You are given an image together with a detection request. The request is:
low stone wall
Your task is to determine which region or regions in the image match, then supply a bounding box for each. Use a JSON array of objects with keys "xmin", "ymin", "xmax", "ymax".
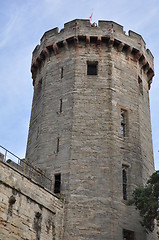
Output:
[
  {"xmin": 0, "ymin": 160, "xmax": 64, "ymax": 240},
  {"xmin": 0, "ymin": 147, "xmax": 53, "ymax": 192}
]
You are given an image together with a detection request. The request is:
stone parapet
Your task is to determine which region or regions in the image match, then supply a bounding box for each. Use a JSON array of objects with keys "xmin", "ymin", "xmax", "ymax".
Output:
[
  {"xmin": 0, "ymin": 160, "xmax": 64, "ymax": 240},
  {"xmin": 31, "ymin": 19, "xmax": 154, "ymax": 87}
]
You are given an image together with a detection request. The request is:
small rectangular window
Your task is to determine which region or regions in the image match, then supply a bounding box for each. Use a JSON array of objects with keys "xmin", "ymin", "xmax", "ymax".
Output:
[
  {"xmin": 87, "ymin": 61, "xmax": 98, "ymax": 75},
  {"xmin": 54, "ymin": 173, "xmax": 61, "ymax": 194},
  {"xmin": 121, "ymin": 109, "xmax": 127, "ymax": 137},
  {"xmin": 123, "ymin": 229, "xmax": 134, "ymax": 240}
]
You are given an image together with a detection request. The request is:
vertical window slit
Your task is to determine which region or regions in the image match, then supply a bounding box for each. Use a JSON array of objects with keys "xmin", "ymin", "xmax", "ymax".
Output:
[
  {"xmin": 121, "ymin": 109, "xmax": 127, "ymax": 137},
  {"xmin": 60, "ymin": 99, "xmax": 62, "ymax": 113},
  {"xmin": 61, "ymin": 67, "xmax": 63, "ymax": 79},
  {"xmin": 54, "ymin": 173, "xmax": 61, "ymax": 194},
  {"xmin": 122, "ymin": 168, "xmax": 127, "ymax": 200},
  {"xmin": 57, "ymin": 137, "xmax": 60, "ymax": 153}
]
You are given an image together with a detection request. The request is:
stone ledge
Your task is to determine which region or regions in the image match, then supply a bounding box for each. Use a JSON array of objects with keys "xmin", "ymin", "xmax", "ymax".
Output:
[{"xmin": 0, "ymin": 161, "xmax": 64, "ymax": 213}]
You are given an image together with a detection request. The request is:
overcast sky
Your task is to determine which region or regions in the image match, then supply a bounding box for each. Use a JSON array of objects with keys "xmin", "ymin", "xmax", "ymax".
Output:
[{"xmin": 0, "ymin": 0, "xmax": 159, "ymax": 170}]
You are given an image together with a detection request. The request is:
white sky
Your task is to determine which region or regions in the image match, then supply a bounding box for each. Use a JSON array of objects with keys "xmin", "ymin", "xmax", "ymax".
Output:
[{"xmin": 0, "ymin": 0, "xmax": 158, "ymax": 170}]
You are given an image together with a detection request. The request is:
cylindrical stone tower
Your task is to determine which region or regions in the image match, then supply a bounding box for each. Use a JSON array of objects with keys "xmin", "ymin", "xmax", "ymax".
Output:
[{"xmin": 26, "ymin": 19, "xmax": 156, "ymax": 240}]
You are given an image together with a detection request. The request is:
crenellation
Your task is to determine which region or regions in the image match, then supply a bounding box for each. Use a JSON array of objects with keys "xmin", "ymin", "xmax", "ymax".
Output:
[
  {"xmin": 31, "ymin": 19, "xmax": 154, "ymax": 89},
  {"xmin": 98, "ymin": 20, "xmax": 124, "ymax": 33},
  {"xmin": 32, "ymin": 44, "xmax": 40, "ymax": 56},
  {"xmin": 40, "ymin": 27, "xmax": 59, "ymax": 43},
  {"xmin": 64, "ymin": 19, "xmax": 90, "ymax": 30},
  {"xmin": 129, "ymin": 30, "xmax": 146, "ymax": 45}
]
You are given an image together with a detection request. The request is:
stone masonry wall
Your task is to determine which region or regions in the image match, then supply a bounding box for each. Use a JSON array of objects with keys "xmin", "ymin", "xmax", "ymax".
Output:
[
  {"xmin": 0, "ymin": 160, "xmax": 64, "ymax": 240},
  {"xmin": 63, "ymin": 40, "xmax": 155, "ymax": 240},
  {"xmin": 25, "ymin": 19, "xmax": 156, "ymax": 240}
]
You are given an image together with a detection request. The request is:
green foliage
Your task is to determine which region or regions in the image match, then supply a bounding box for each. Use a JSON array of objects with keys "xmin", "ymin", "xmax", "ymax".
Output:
[{"xmin": 128, "ymin": 172, "xmax": 159, "ymax": 234}]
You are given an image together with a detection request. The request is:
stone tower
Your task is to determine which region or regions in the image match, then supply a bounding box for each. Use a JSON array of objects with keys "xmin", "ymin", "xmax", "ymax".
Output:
[{"xmin": 26, "ymin": 19, "xmax": 155, "ymax": 240}]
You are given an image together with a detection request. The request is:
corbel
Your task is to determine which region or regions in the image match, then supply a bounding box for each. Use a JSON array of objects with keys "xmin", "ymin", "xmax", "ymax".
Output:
[
  {"xmin": 86, "ymin": 36, "xmax": 90, "ymax": 44},
  {"xmin": 109, "ymin": 36, "xmax": 114, "ymax": 46},
  {"xmin": 43, "ymin": 47, "xmax": 50, "ymax": 59},
  {"xmin": 74, "ymin": 36, "xmax": 79, "ymax": 44},
  {"xmin": 97, "ymin": 36, "xmax": 102, "ymax": 45},
  {"xmin": 135, "ymin": 50, "xmax": 142, "ymax": 60},
  {"xmin": 118, "ymin": 42, "xmax": 124, "ymax": 52},
  {"xmin": 63, "ymin": 40, "xmax": 68, "ymax": 50},
  {"xmin": 147, "ymin": 69, "xmax": 154, "ymax": 80},
  {"xmin": 53, "ymin": 42, "xmax": 59, "ymax": 55},
  {"xmin": 126, "ymin": 46, "xmax": 133, "ymax": 56}
]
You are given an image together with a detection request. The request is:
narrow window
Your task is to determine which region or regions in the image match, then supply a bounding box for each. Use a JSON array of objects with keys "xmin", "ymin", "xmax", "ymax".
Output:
[
  {"xmin": 87, "ymin": 61, "xmax": 98, "ymax": 75},
  {"xmin": 60, "ymin": 99, "xmax": 62, "ymax": 113},
  {"xmin": 138, "ymin": 76, "xmax": 143, "ymax": 95},
  {"xmin": 57, "ymin": 137, "xmax": 60, "ymax": 153},
  {"xmin": 61, "ymin": 67, "xmax": 63, "ymax": 79},
  {"xmin": 54, "ymin": 173, "xmax": 61, "ymax": 194},
  {"xmin": 123, "ymin": 229, "xmax": 134, "ymax": 240},
  {"xmin": 121, "ymin": 109, "xmax": 127, "ymax": 137},
  {"xmin": 122, "ymin": 168, "xmax": 127, "ymax": 200}
]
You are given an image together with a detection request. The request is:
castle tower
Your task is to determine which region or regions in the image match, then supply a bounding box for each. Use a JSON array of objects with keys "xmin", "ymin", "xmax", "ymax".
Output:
[{"xmin": 26, "ymin": 19, "xmax": 155, "ymax": 240}]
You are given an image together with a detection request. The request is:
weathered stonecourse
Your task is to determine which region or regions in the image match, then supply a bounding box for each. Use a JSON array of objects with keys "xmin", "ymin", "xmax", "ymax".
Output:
[
  {"xmin": 26, "ymin": 19, "xmax": 156, "ymax": 239},
  {"xmin": 0, "ymin": 160, "xmax": 64, "ymax": 240}
]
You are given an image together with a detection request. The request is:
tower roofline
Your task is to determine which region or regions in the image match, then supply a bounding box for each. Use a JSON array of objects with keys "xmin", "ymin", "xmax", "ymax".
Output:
[{"xmin": 31, "ymin": 19, "xmax": 154, "ymax": 88}]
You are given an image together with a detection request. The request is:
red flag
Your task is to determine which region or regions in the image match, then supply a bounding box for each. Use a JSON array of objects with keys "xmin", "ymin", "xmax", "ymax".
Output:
[{"xmin": 90, "ymin": 12, "xmax": 93, "ymax": 24}]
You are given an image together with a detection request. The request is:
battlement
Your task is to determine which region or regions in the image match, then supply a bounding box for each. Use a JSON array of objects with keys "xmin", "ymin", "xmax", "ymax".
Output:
[
  {"xmin": 37, "ymin": 19, "xmax": 147, "ymax": 49},
  {"xmin": 31, "ymin": 19, "xmax": 154, "ymax": 87}
]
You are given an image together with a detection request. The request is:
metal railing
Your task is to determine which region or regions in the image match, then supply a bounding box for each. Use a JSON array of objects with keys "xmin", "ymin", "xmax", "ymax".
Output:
[{"xmin": 0, "ymin": 145, "xmax": 53, "ymax": 192}]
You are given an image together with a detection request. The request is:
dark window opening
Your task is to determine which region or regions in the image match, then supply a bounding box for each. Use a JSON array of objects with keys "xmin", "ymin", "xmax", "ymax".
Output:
[
  {"xmin": 54, "ymin": 173, "xmax": 61, "ymax": 194},
  {"xmin": 87, "ymin": 62, "xmax": 98, "ymax": 75},
  {"xmin": 60, "ymin": 99, "xmax": 62, "ymax": 113},
  {"xmin": 57, "ymin": 137, "xmax": 60, "ymax": 153},
  {"xmin": 138, "ymin": 76, "xmax": 143, "ymax": 95},
  {"xmin": 123, "ymin": 229, "xmax": 134, "ymax": 240},
  {"xmin": 61, "ymin": 67, "xmax": 63, "ymax": 79},
  {"xmin": 121, "ymin": 109, "xmax": 127, "ymax": 137},
  {"xmin": 122, "ymin": 168, "xmax": 127, "ymax": 200}
]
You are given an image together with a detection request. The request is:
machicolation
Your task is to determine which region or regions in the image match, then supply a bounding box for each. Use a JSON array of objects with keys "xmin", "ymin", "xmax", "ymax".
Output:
[{"xmin": 31, "ymin": 19, "xmax": 154, "ymax": 88}]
